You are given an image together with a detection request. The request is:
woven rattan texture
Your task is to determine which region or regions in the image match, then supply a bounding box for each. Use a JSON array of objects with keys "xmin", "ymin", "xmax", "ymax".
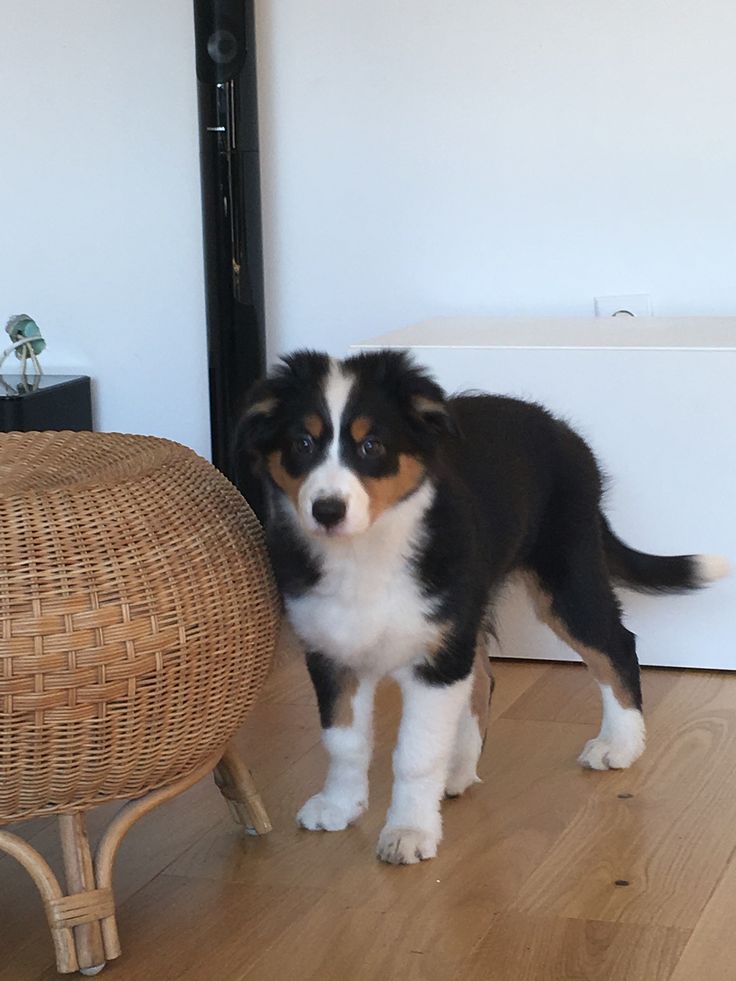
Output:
[{"xmin": 0, "ymin": 432, "xmax": 279, "ymax": 823}]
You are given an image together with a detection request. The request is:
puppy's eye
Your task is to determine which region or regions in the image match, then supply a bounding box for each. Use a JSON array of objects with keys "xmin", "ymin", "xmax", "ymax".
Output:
[
  {"xmin": 292, "ymin": 435, "xmax": 315, "ymax": 455},
  {"xmin": 358, "ymin": 437, "xmax": 385, "ymax": 459}
]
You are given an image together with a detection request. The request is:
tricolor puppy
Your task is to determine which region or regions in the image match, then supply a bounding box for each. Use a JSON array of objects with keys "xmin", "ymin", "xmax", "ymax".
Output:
[{"xmin": 241, "ymin": 349, "xmax": 728, "ymax": 865}]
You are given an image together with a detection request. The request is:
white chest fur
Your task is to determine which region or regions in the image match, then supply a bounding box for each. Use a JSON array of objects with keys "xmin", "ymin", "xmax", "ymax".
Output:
[{"xmin": 286, "ymin": 483, "xmax": 440, "ymax": 676}]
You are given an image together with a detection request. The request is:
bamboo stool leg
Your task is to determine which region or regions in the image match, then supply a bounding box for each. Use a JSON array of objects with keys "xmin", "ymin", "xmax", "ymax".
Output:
[
  {"xmin": 58, "ymin": 814, "xmax": 107, "ymax": 976},
  {"xmin": 0, "ymin": 751, "xmax": 221, "ymax": 976},
  {"xmin": 0, "ymin": 829, "xmax": 79, "ymax": 973},
  {"xmin": 93, "ymin": 750, "xmax": 221, "ymax": 962},
  {"xmin": 214, "ymin": 742, "xmax": 272, "ymax": 835}
]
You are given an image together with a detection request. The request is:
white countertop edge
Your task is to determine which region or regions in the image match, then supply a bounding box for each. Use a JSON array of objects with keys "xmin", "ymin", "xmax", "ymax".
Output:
[
  {"xmin": 353, "ymin": 342, "xmax": 736, "ymax": 353},
  {"xmin": 353, "ymin": 315, "xmax": 736, "ymax": 352}
]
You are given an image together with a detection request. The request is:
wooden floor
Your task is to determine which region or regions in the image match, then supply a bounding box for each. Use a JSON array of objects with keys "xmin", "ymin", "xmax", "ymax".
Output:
[{"xmin": 4, "ymin": 638, "xmax": 736, "ymax": 981}]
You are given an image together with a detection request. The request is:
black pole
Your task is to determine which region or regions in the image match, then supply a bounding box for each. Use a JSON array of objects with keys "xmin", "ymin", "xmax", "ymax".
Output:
[{"xmin": 193, "ymin": 0, "xmax": 266, "ymax": 517}]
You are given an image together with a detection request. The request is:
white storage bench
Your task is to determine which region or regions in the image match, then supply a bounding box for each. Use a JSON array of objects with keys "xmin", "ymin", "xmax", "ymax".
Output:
[{"xmin": 354, "ymin": 318, "xmax": 736, "ymax": 669}]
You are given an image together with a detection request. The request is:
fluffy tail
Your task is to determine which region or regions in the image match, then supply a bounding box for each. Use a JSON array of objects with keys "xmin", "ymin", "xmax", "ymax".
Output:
[{"xmin": 601, "ymin": 516, "xmax": 730, "ymax": 594}]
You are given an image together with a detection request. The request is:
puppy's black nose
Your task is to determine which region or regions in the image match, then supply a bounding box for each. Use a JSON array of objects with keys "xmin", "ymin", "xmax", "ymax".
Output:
[{"xmin": 312, "ymin": 497, "xmax": 347, "ymax": 529}]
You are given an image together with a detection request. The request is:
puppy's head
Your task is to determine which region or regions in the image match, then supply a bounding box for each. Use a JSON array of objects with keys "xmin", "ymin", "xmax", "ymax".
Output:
[{"xmin": 240, "ymin": 349, "xmax": 457, "ymax": 538}]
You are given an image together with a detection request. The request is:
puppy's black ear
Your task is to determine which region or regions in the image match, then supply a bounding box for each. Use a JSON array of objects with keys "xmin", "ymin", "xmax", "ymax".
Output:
[
  {"xmin": 237, "ymin": 378, "xmax": 280, "ymax": 462},
  {"xmin": 409, "ymin": 389, "xmax": 460, "ymax": 437},
  {"xmin": 236, "ymin": 349, "xmax": 331, "ymax": 462},
  {"xmin": 346, "ymin": 348, "xmax": 459, "ymax": 437}
]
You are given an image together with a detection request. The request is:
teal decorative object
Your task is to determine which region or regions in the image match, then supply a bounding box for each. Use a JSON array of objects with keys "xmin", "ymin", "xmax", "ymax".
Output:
[{"xmin": 1, "ymin": 315, "xmax": 46, "ymax": 378}]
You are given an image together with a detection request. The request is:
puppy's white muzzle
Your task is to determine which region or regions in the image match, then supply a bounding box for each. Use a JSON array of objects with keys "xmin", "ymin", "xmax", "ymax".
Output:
[{"xmin": 297, "ymin": 461, "xmax": 371, "ymax": 537}]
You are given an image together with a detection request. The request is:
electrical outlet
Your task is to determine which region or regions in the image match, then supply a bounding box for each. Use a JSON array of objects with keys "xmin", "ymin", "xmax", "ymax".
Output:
[{"xmin": 594, "ymin": 294, "xmax": 652, "ymax": 317}]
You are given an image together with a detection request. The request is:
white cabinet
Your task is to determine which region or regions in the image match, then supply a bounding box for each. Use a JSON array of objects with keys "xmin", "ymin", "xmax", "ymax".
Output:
[{"xmin": 354, "ymin": 318, "xmax": 736, "ymax": 669}]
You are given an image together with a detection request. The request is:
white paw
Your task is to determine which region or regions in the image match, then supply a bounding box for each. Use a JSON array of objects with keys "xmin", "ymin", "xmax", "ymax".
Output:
[
  {"xmin": 580, "ymin": 694, "xmax": 646, "ymax": 770},
  {"xmin": 578, "ymin": 734, "xmax": 644, "ymax": 770},
  {"xmin": 297, "ymin": 793, "xmax": 365, "ymax": 831},
  {"xmin": 376, "ymin": 826, "xmax": 439, "ymax": 865}
]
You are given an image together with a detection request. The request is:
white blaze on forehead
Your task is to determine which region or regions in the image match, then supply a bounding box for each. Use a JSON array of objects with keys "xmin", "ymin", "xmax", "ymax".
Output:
[
  {"xmin": 322, "ymin": 359, "xmax": 354, "ymax": 459},
  {"xmin": 296, "ymin": 359, "xmax": 370, "ymax": 535}
]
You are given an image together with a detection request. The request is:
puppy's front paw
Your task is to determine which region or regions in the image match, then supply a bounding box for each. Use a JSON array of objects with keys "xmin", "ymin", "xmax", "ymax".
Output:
[
  {"xmin": 297, "ymin": 793, "xmax": 365, "ymax": 831},
  {"xmin": 578, "ymin": 711, "xmax": 646, "ymax": 771},
  {"xmin": 578, "ymin": 736, "xmax": 644, "ymax": 770},
  {"xmin": 376, "ymin": 826, "xmax": 439, "ymax": 865}
]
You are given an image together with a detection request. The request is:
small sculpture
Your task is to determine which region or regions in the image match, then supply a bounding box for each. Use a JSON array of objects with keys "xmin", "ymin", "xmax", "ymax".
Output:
[{"xmin": 1, "ymin": 315, "xmax": 46, "ymax": 383}]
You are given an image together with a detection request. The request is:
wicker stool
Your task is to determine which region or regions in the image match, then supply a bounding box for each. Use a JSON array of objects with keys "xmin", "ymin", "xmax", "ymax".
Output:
[{"xmin": 0, "ymin": 432, "xmax": 279, "ymax": 975}]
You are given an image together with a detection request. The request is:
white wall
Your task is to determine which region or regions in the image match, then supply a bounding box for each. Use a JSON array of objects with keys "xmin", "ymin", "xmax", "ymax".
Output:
[
  {"xmin": 1, "ymin": 1, "xmax": 210, "ymax": 458},
  {"xmin": 4, "ymin": 2, "xmax": 734, "ymax": 445},
  {"xmin": 258, "ymin": 0, "xmax": 736, "ymax": 358}
]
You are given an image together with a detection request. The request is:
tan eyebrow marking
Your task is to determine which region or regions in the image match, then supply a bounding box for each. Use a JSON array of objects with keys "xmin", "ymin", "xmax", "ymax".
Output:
[
  {"xmin": 245, "ymin": 396, "xmax": 277, "ymax": 418},
  {"xmin": 350, "ymin": 416, "xmax": 372, "ymax": 443},
  {"xmin": 412, "ymin": 394, "xmax": 444, "ymax": 416},
  {"xmin": 304, "ymin": 413, "xmax": 324, "ymax": 438}
]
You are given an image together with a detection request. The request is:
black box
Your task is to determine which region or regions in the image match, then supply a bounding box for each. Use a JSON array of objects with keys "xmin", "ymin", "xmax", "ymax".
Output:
[{"xmin": 0, "ymin": 375, "xmax": 93, "ymax": 432}]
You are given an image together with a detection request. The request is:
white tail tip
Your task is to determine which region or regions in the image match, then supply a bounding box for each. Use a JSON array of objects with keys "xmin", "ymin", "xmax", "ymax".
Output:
[{"xmin": 695, "ymin": 554, "xmax": 732, "ymax": 584}]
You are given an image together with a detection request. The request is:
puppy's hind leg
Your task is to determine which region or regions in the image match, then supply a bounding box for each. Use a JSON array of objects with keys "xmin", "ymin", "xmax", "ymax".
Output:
[{"xmin": 526, "ymin": 554, "xmax": 645, "ymax": 771}]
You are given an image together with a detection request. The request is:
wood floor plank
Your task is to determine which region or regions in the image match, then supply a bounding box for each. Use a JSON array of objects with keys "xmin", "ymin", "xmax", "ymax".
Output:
[
  {"xmin": 668, "ymin": 850, "xmax": 736, "ymax": 981},
  {"xmin": 512, "ymin": 791, "xmax": 736, "ymax": 929},
  {"xmin": 259, "ymin": 654, "xmax": 317, "ymax": 707},
  {"xmin": 0, "ymin": 814, "xmax": 55, "ymax": 844},
  {"xmin": 259, "ymin": 622, "xmax": 317, "ymax": 706},
  {"xmin": 238, "ymin": 888, "xmax": 501, "ymax": 981},
  {"xmin": 36, "ymin": 874, "xmax": 326, "ymax": 981},
  {"xmin": 164, "ymin": 736, "xmax": 401, "ymax": 912},
  {"xmin": 609, "ymin": 668, "xmax": 736, "ymax": 801},
  {"xmin": 486, "ymin": 659, "xmax": 551, "ymax": 718},
  {"xmin": 166, "ymin": 716, "xmax": 598, "ymax": 923},
  {"xmin": 392, "ymin": 718, "xmax": 601, "ymax": 918},
  {"xmin": 503, "ymin": 663, "xmax": 681, "ymax": 725},
  {"xmin": 459, "ymin": 914, "xmax": 689, "ymax": 981},
  {"xmin": 5, "ymin": 661, "xmax": 736, "ymax": 981},
  {"xmin": 238, "ymin": 892, "xmax": 407, "ymax": 981},
  {"xmin": 512, "ymin": 669, "xmax": 736, "ymax": 929},
  {"xmin": 228, "ymin": 699, "xmax": 322, "ymax": 784}
]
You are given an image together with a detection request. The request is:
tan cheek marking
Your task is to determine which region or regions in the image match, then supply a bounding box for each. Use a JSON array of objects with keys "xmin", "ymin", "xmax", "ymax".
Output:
[
  {"xmin": 361, "ymin": 453, "xmax": 425, "ymax": 522},
  {"xmin": 266, "ymin": 451, "xmax": 306, "ymax": 510},
  {"xmin": 304, "ymin": 414, "xmax": 324, "ymax": 439},
  {"xmin": 521, "ymin": 572, "xmax": 636, "ymax": 709},
  {"xmin": 333, "ymin": 673, "xmax": 360, "ymax": 728},
  {"xmin": 471, "ymin": 634, "xmax": 495, "ymax": 743},
  {"xmin": 350, "ymin": 416, "xmax": 372, "ymax": 443}
]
